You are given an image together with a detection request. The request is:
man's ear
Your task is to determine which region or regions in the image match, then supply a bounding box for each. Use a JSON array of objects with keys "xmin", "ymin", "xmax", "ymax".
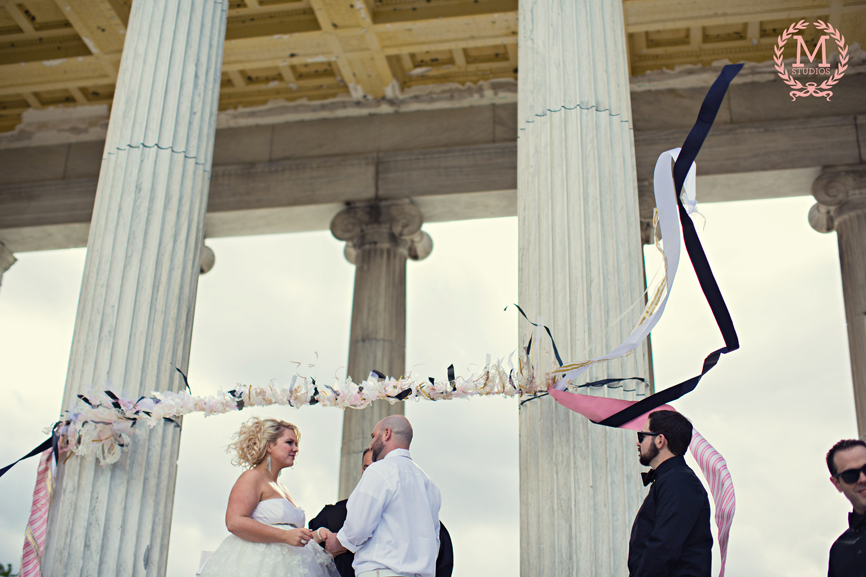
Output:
[
  {"xmin": 383, "ymin": 427, "xmax": 392, "ymax": 442},
  {"xmin": 830, "ymin": 476, "xmax": 843, "ymax": 493}
]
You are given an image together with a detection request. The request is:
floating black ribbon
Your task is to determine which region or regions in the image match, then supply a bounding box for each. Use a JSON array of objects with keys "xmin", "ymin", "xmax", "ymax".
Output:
[
  {"xmin": 598, "ymin": 347, "xmax": 725, "ymax": 428},
  {"xmin": 506, "ymin": 304, "xmax": 564, "ymax": 367},
  {"xmin": 578, "ymin": 377, "xmax": 650, "ymax": 389},
  {"xmin": 175, "ymin": 366, "xmax": 192, "ymax": 394},
  {"xmin": 0, "ymin": 427, "xmax": 58, "ymax": 480},
  {"xmin": 592, "ymin": 63, "xmax": 743, "ymax": 427}
]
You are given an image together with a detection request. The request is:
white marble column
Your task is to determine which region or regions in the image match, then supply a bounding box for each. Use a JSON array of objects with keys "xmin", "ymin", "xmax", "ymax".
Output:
[
  {"xmin": 517, "ymin": 0, "xmax": 650, "ymax": 575},
  {"xmin": 331, "ymin": 201, "xmax": 432, "ymax": 498},
  {"xmin": 0, "ymin": 241, "xmax": 15, "ymax": 294},
  {"xmin": 43, "ymin": 1, "xmax": 228, "ymax": 576},
  {"xmin": 810, "ymin": 165, "xmax": 866, "ymax": 439}
]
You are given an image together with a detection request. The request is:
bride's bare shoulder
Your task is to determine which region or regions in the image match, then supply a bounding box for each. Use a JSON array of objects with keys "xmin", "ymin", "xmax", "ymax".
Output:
[{"xmin": 231, "ymin": 468, "xmax": 266, "ymax": 494}]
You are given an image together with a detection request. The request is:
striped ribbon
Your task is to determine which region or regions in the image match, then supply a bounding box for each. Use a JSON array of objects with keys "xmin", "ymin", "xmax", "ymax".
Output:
[
  {"xmin": 20, "ymin": 448, "xmax": 54, "ymax": 577},
  {"xmin": 689, "ymin": 429, "xmax": 735, "ymax": 577}
]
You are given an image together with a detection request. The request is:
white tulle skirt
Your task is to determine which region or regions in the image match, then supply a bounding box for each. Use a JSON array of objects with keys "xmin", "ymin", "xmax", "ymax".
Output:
[{"xmin": 199, "ymin": 534, "xmax": 339, "ymax": 577}]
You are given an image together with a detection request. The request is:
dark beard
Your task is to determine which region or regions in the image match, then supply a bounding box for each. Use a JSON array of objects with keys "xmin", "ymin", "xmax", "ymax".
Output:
[
  {"xmin": 639, "ymin": 441, "xmax": 659, "ymax": 467},
  {"xmin": 371, "ymin": 436, "xmax": 385, "ymax": 462}
]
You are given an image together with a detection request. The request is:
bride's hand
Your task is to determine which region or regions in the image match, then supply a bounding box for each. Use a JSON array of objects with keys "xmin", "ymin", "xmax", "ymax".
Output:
[
  {"xmin": 284, "ymin": 527, "xmax": 314, "ymax": 547},
  {"xmin": 313, "ymin": 527, "xmax": 331, "ymax": 544}
]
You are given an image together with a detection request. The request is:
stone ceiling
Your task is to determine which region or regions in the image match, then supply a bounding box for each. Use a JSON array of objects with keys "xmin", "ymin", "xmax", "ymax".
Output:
[{"xmin": 0, "ymin": 0, "xmax": 864, "ymax": 132}]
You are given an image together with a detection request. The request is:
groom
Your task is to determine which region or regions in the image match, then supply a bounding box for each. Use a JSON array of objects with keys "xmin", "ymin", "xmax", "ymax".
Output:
[{"xmin": 325, "ymin": 415, "xmax": 441, "ymax": 577}]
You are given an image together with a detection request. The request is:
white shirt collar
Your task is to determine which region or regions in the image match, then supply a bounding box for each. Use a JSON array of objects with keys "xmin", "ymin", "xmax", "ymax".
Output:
[{"xmin": 384, "ymin": 448, "xmax": 411, "ymax": 460}]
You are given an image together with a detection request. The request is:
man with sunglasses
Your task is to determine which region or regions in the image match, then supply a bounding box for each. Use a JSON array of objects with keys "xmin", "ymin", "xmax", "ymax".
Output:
[
  {"xmin": 628, "ymin": 410, "xmax": 712, "ymax": 577},
  {"xmin": 826, "ymin": 439, "xmax": 866, "ymax": 577}
]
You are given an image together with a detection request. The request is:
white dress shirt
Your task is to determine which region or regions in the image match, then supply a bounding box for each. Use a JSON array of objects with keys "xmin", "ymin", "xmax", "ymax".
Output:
[{"xmin": 337, "ymin": 448, "xmax": 441, "ymax": 577}]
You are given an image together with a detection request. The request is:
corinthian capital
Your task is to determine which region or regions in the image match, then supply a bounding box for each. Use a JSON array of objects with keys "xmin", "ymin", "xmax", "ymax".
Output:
[
  {"xmin": 810, "ymin": 165, "xmax": 866, "ymax": 233},
  {"xmin": 330, "ymin": 200, "xmax": 433, "ymax": 264}
]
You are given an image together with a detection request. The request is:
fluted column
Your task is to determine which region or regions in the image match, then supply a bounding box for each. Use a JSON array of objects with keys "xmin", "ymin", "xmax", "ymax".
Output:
[
  {"xmin": 517, "ymin": 0, "xmax": 650, "ymax": 575},
  {"xmin": 0, "ymin": 241, "xmax": 15, "ymax": 294},
  {"xmin": 44, "ymin": 2, "xmax": 228, "ymax": 576},
  {"xmin": 638, "ymin": 181, "xmax": 659, "ymax": 391},
  {"xmin": 810, "ymin": 165, "xmax": 866, "ymax": 439},
  {"xmin": 331, "ymin": 200, "xmax": 432, "ymax": 498}
]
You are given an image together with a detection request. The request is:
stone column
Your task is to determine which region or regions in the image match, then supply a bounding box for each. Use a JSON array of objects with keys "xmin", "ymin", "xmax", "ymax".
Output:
[
  {"xmin": 517, "ymin": 0, "xmax": 650, "ymax": 575},
  {"xmin": 0, "ymin": 241, "xmax": 15, "ymax": 293},
  {"xmin": 809, "ymin": 165, "xmax": 866, "ymax": 439},
  {"xmin": 331, "ymin": 200, "xmax": 432, "ymax": 498},
  {"xmin": 638, "ymin": 181, "xmax": 658, "ymax": 392},
  {"xmin": 44, "ymin": 2, "xmax": 228, "ymax": 576}
]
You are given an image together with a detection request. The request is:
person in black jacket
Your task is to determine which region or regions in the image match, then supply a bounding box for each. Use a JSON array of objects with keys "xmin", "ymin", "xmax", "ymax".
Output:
[
  {"xmin": 826, "ymin": 438, "xmax": 866, "ymax": 577},
  {"xmin": 628, "ymin": 410, "xmax": 712, "ymax": 577},
  {"xmin": 309, "ymin": 448, "xmax": 454, "ymax": 577}
]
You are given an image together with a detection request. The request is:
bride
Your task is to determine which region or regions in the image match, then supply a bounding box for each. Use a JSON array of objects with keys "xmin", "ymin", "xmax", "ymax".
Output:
[{"xmin": 199, "ymin": 417, "xmax": 339, "ymax": 577}]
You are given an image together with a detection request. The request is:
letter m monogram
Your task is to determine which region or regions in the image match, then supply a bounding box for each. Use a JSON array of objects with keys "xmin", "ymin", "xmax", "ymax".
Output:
[{"xmin": 792, "ymin": 35, "xmax": 830, "ymax": 67}]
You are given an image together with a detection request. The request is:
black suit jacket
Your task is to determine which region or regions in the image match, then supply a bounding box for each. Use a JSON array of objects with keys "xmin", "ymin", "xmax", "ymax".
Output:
[
  {"xmin": 628, "ymin": 455, "xmax": 713, "ymax": 577},
  {"xmin": 309, "ymin": 499, "xmax": 453, "ymax": 577}
]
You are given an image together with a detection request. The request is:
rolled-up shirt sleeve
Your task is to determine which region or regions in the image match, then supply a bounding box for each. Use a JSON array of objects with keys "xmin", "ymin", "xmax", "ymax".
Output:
[{"xmin": 337, "ymin": 469, "xmax": 391, "ymax": 553}]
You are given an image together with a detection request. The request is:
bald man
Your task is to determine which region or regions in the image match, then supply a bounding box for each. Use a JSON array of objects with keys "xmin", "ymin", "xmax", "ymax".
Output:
[{"xmin": 326, "ymin": 415, "xmax": 442, "ymax": 577}]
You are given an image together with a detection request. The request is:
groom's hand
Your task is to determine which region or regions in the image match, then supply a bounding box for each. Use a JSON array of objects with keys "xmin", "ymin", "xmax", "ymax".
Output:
[{"xmin": 325, "ymin": 533, "xmax": 347, "ymax": 555}]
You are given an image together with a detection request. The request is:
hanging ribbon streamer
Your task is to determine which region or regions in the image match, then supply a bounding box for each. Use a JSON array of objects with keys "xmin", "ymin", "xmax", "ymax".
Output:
[
  {"xmin": 507, "ymin": 304, "xmax": 564, "ymax": 367},
  {"xmin": 540, "ymin": 64, "xmax": 743, "ymax": 577},
  {"xmin": 691, "ymin": 429, "xmax": 735, "ymax": 577},
  {"xmin": 20, "ymin": 448, "xmax": 55, "ymax": 577},
  {"xmin": 550, "ymin": 63, "xmax": 743, "ymax": 422}
]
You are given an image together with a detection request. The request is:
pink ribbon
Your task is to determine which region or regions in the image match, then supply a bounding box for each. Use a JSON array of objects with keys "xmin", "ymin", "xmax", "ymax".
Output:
[
  {"xmin": 547, "ymin": 388, "xmax": 734, "ymax": 577},
  {"xmin": 689, "ymin": 429, "xmax": 735, "ymax": 577},
  {"xmin": 20, "ymin": 448, "xmax": 54, "ymax": 577}
]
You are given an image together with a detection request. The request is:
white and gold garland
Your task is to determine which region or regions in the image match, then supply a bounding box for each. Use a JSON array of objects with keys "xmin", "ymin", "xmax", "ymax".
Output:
[{"xmin": 56, "ymin": 355, "xmax": 552, "ymax": 466}]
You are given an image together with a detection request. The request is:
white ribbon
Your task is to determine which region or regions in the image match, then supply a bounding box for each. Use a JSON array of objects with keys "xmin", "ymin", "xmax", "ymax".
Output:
[{"xmin": 553, "ymin": 148, "xmax": 696, "ymax": 387}]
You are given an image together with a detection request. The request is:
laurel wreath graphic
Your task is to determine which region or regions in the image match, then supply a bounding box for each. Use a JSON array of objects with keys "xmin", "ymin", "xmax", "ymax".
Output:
[{"xmin": 773, "ymin": 20, "xmax": 849, "ymax": 101}]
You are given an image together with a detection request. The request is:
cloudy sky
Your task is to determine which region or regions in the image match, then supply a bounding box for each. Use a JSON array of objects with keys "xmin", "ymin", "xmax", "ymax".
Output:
[{"xmin": 0, "ymin": 194, "xmax": 857, "ymax": 577}]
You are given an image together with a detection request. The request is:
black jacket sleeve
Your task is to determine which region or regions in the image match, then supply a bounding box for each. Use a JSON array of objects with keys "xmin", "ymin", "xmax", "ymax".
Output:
[
  {"xmin": 308, "ymin": 501, "xmax": 348, "ymax": 533},
  {"xmin": 633, "ymin": 477, "xmax": 707, "ymax": 577},
  {"xmin": 308, "ymin": 505, "xmax": 331, "ymax": 531},
  {"xmin": 436, "ymin": 522, "xmax": 454, "ymax": 577}
]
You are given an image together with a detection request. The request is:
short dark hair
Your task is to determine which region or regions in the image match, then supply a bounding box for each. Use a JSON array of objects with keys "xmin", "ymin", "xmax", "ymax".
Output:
[
  {"xmin": 826, "ymin": 439, "xmax": 866, "ymax": 476},
  {"xmin": 362, "ymin": 447, "xmax": 371, "ymax": 459},
  {"xmin": 647, "ymin": 410, "xmax": 693, "ymax": 456}
]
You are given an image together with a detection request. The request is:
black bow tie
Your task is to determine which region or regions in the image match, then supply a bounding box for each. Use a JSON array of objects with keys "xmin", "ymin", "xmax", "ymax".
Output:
[{"xmin": 641, "ymin": 469, "xmax": 657, "ymax": 486}]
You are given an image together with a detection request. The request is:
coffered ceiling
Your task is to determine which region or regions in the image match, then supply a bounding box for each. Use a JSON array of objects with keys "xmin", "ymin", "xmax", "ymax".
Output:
[{"xmin": 0, "ymin": 0, "xmax": 863, "ymax": 132}]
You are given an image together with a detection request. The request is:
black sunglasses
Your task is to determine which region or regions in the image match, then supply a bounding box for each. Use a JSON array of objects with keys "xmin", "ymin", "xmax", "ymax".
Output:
[
  {"xmin": 835, "ymin": 463, "xmax": 866, "ymax": 485},
  {"xmin": 637, "ymin": 432, "xmax": 662, "ymax": 443}
]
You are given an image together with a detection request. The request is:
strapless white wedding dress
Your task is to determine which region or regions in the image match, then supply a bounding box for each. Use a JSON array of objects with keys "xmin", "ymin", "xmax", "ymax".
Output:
[{"xmin": 199, "ymin": 498, "xmax": 339, "ymax": 577}]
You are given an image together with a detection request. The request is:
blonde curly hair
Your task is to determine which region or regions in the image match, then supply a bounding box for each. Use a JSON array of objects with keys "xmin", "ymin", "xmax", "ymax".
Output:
[{"xmin": 227, "ymin": 417, "xmax": 300, "ymax": 469}]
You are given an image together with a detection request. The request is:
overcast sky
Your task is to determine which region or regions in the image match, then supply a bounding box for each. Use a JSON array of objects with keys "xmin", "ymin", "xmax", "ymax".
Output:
[{"xmin": 0, "ymin": 194, "xmax": 857, "ymax": 577}]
